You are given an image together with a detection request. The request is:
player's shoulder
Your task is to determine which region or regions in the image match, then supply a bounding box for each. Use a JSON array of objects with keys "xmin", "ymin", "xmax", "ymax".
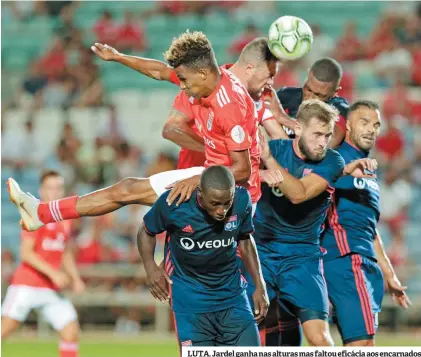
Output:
[
  {"xmin": 328, "ymin": 95, "xmax": 349, "ymax": 116},
  {"xmin": 323, "ymin": 148, "xmax": 346, "ymax": 168},
  {"xmin": 269, "ymin": 138, "xmax": 293, "ymax": 150},
  {"xmin": 233, "ymin": 186, "xmax": 252, "ymax": 209}
]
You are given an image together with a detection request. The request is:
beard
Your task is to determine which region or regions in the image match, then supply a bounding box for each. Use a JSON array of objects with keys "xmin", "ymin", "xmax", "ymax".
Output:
[
  {"xmin": 298, "ymin": 136, "xmax": 327, "ymax": 162},
  {"xmin": 351, "ymin": 131, "xmax": 375, "ymax": 152}
]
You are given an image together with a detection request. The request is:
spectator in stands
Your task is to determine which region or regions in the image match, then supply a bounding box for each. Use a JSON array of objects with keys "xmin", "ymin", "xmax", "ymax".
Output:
[
  {"xmin": 43, "ymin": 75, "xmax": 77, "ymax": 108},
  {"xmin": 334, "ymin": 22, "xmax": 364, "ymax": 62},
  {"xmin": 412, "ymin": 141, "xmax": 421, "ymax": 186},
  {"xmin": 375, "ymin": 119, "xmax": 406, "ymax": 168},
  {"xmin": 116, "ymin": 12, "xmax": 147, "ymax": 53},
  {"xmin": 17, "ymin": 62, "xmax": 48, "ymax": 110},
  {"xmin": 1, "ymin": 250, "xmax": 15, "ymax": 285},
  {"xmin": 301, "ymin": 24, "xmax": 334, "ymax": 69},
  {"xmin": 37, "ymin": 37, "xmax": 68, "ymax": 82},
  {"xmin": 97, "ymin": 104, "xmax": 128, "ymax": 149},
  {"xmin": 366, "ymin": 14, "xmax": 398, "ymax": 59},
  {"xmin": 228, "ymin": 23, "xmax": 261, "ymax": 57},
  {"xmin": 114, "ymin": 142, "xmax": 142, "ymax": 180},
  {"xmin": 272, "ymin": 62, "xmax": 299, "ymax": 89},
  {"xmin": 93, "ymin": 10, "xmax": 118, "ymax": 47}
]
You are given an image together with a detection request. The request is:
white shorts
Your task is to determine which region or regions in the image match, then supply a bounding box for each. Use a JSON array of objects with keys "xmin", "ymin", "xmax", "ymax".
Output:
[
  {"xmin": 1, "ymin": 285, "xmax": 77, "ymax": 331},
  {"xmin": 149, "ymin": 166, "xmax": 205, "ymax": 197}
]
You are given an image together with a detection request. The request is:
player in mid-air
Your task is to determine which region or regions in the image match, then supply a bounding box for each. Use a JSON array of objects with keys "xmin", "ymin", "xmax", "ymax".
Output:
[
  {"xmin": 138, "ymin": 165, "xmax": 268, "ymax": 347},
  {"xmin": 246, "ymin": 99, "xmax": 377, "ymax": 346},
  {"xmin": 90, "ymin": 37, "xmax": 288, "ymax": 170},
  {"xmin": 321, "ymin": 100, "xmax": 411, "ymax": 346},
  {"xmin": 2, "ymin": 170, "xmax": 84, "ymax": 357},
  {"xmin": 8, "ymin": 31, "xmax": 283, "ymax": 231},
  {"xmin": 272, "ymin": 57, "xmax": 349, "ymax": 148}
]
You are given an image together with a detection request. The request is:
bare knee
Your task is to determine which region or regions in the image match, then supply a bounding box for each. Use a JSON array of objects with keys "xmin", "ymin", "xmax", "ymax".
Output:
[
  {"xmin": 345, "ymin": 338, "xmax": 374, "ymax": 347},
  {"xmin": 1, "ymin": 317, "xmax": 21, "ymax": 339},
  {"xmin": 306, "ymin": 330, "xmax": 333, "ymax": 346},
  {"xmin": 59, "ymin": 321, "xmax": 79, "ymax": 342}
]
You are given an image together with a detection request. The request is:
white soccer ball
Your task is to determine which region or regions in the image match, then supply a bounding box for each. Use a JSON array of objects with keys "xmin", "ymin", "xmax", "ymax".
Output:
[{"xmin": 268, "ymin": 16, "xmax": 313, "ymax": 61}]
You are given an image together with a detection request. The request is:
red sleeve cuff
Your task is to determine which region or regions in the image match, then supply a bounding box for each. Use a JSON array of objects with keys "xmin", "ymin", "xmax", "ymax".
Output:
[
  {"xmin": 169, "ymin": 70, "xmax": 180, "ymax": 86},
  {"xmin": 336, "ymin": 115, "xmax": 347, "ymax": 132}
]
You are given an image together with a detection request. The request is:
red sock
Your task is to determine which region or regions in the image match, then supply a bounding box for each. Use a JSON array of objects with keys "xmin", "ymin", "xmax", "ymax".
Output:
[
  {"xmin": 38, "ymin": 196, "xmax": 80, "ymax": 224},
  {"xmin": 259, "ymin": 329, "xmax": 266, "ymax": 346},
  {"xmin": 59, "ymin": 341, "xmax": 78, "ymax": 357}
]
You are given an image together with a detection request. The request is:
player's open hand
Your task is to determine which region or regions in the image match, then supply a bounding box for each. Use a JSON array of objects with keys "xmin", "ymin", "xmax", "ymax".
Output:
[
  {"xmin": 260, "ymin": 169, "xmax": 283, "ymax": 187},
  {"xmin": 91, "ymin": 43, "xmax": 120, "ymax": 61},
  {"xmin": 165, "ymin": 175, "xmax": 201, "ymax": 206},
  {"xmin": 343, "ymin": 158, "xmax": 378, "ymax": 178},
  {"xmin": 262, "ymin": 86, "xmax": 282, "ymax": 115},
  {"xmin": 145, "ymin": 263, "xmax": 173, "ymax": 303},
  {"xmin": 386, "ymin": 275, "xmax": 412, "ymax": 309},
  {"xmin": 252, "ymin": 287, "xmax": 269, "ymax": 324}
]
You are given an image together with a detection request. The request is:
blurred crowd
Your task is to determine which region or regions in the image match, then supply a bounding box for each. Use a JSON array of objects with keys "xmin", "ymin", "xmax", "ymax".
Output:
[{"xmin": 2, "ymin": 0, "xmax": 421, "ymax": 330}]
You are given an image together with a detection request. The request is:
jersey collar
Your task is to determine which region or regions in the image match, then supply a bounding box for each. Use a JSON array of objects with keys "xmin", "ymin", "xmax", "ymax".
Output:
[{"xmin": 344, "ymin": 139, "xmax": 369, "ymax": 158}]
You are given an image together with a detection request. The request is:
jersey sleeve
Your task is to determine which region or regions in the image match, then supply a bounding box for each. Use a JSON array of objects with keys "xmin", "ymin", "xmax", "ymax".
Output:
[
  {"xmin": 312, "ymin": 151, "xmax": 345, "ymax": 186},
  {"xmin": 218, "ymin": 102, "xmax": 253, "ymax": 152},
  {"xmin": 238, "ymin": 191, "xmax": 254, "ymax": 238},
  {"xmin": 331, "ymin": 97, "xmax": 349, "ymax": 132},
  {"xmin": 169, "ymin": 69, "xmax": 181, "ymax": 86},
  {"xmin": 143, "ymin": 192, "xmax": 171, "ymax": 235},
  {"xmin": 172, "ymin": 91, "xmax": 195, "ymax": 120},
  {"xmin": 268, "ymin": 139, "xmax": 284, "ymax": 161},
  {"xmin": 260, "ymin": 108, "xmax": 275, "ymax": 122}
]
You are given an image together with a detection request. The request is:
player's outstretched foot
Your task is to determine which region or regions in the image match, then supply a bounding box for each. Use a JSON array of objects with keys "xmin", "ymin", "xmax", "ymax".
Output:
[{"xmin": 7, "ymin": 178, "xmax": 43, "ymax": 231}]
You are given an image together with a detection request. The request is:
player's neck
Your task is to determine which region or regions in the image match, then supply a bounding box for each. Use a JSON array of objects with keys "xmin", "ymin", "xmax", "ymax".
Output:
[
  {"xmin": 292, "ymin": 139, "xmax": 306, "ymax": 160},
  {"xmin": 202, "ymin": 69, "xmax": 222, "ymax": 98},
  {"xmin": 228, "ymin": 63, "xmax": 246, "ymax": 86},
  {"xmin": 345, "ymin": 135, "xmax": 369, "ymax": 155}
]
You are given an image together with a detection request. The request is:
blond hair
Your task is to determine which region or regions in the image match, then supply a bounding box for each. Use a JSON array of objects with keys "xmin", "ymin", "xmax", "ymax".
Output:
[{"xmin": 296, "ymin": 99, "xmax": 339, "ymax": 127}]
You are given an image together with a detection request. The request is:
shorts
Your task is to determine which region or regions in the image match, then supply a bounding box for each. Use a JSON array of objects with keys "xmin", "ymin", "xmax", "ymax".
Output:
[
  {"xmin": 324, "ymin": 254, "xmax": 384, "ymax": 344},
  {"xmin": 1, "ymin": 285, "xmax": 77, "ymax": 331},
  {"xmin": 173, "ymin": 304, "xmax": 260, "ymax": 346},
  {"xmin": 245, "ymin": 247, "xmax": 329, "ymax": 323},
  {"xmin": 149, "ymin": 167, "xmax": 205, "ymax": 196}
]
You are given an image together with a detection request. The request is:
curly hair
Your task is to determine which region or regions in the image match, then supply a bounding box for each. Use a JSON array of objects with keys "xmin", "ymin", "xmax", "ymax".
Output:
[{"xmin": 164, "ymin": 30, "xmax": 218, "ymax": 71}]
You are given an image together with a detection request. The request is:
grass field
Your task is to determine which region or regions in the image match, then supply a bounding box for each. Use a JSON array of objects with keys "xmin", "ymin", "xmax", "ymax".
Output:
[{"xmin": 2, "ymin": 332, "xmax": 420, "ymax": 357}]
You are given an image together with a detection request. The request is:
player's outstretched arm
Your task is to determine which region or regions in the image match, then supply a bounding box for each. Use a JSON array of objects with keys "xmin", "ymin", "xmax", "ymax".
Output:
[
  {"xmin": 62, "ymin": 241, "xmax": 85, "ymax": 294},
  {"xmin": 238, "ymin": 236, "xmax": 269, "ymax": 323},
  {"xmin": 162, "ymin": 108, "xmax": 205, "ymax": 153},
  {"xmin": 137, "ymin": 226, "xmax": 172, "ymax": 302},
  {"xmin": 20, "ymin": 233, "xmax": 70, "ymax": 289},
  {"xmin": 261, "ymin": 119, "xmax": 289, "ymax": 140},
  {"xmin": 374, "ymin": 229, "xmax": 412, "ymax": 309},
  {"xmin": 264, "ymin": 87, "xmax": 296, "ymax": 131},
  {"xmin": 91, "ymin": 43, "xmax": 175, "ymax": 82}
]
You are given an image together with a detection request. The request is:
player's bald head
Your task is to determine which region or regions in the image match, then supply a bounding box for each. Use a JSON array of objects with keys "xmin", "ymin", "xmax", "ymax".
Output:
[
  {"xmin": 200, "ymin": 166, "xmax": 235, "ymax": 193},
  {"xmin": 238, "ymin": 37, "xmax": 278, "ymax": 66},
  {"xmin": 309, "ymin": 57, "xmax": 342, "ymax": 88}
]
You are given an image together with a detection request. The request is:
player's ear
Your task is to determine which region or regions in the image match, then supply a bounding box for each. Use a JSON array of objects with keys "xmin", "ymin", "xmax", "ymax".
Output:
[
  {"xmin": 245, "ymin": 63, "xmax": 255, "ymax": 76},
  {"xmin": 346, "ymin": 117, "xmax": 351, "ymax": 133},
  {"xmin": 198, "ymin": 69, "xmax": 208, "ymax": 80},
  {"xmin": 295, "ymin": 121, "xmax": 302, "ymax": 136}
]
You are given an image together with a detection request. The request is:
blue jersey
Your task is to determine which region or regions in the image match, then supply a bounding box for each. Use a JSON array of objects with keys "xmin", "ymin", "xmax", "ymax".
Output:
[
  {"xmin": 321, "ymin": 141, "xmax": 380, "ymax": 261},
  {"xmin": 277, "ymin": 87, "xmax": 349, "ymax": 138},
  {"xmin": 253, "ymin": 139, "xmax": 345, "ymax": 255},
  {"xmin": 143, "ymin": 187, "xmax": 254, "ymax": 313}
]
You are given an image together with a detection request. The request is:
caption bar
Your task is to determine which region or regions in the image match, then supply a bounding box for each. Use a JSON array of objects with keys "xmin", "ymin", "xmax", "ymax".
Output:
[{"xmin": 182, "ymin": 347, "xmax": 421, "ymax": 357}]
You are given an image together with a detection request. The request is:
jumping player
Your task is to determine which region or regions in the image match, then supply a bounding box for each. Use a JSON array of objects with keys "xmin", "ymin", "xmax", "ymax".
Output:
[
  {"xmin": 321, "ymin": 100, "xmax": 411, "ymax": 346},
  {"xmin": 1, "ymin": 170, "xmax": 84, "ymax": 357},
  {"xmin": 8, "ymin": 31, "xmax": 283, "ymax": 231},
  {"xmin": 247, "ymin": 99, "xmax": 377, "ymax": 346},
  {"xmin": 138, "ymin": 166, "xmax": 268, "ymax": 347},
  {"xmin": 274, "ymin": 57, "xmax": 349, "ymax": 148}
]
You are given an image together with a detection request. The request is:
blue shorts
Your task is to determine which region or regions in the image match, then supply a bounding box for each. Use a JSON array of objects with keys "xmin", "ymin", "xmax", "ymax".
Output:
[
  {"xmin": 173, "ymin": 303, "xmax": 260, "ymax": 347},
  {"xmin": 245, "ymin": 246, "xmax": 329, "ymax": 323},
  {"xmin": 324, "ymin": 254, "xmax": 384, "ymax": 344}
]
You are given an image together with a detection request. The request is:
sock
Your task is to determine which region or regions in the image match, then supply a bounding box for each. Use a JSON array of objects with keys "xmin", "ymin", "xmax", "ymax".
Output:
[
  {"xmin": 278, "ymin": 321, "xmax": 303, "ymax": 346},
  {"xmin": 259, "ymin": 329, "xmax": 266, "ymax": 346},
  {"xmin": 59, "ymin": 341, "xmax": 78, "ymax": 357},
  {"xmin": 38, "ymin": 196, "xmax": 80, "ymax": 224}
]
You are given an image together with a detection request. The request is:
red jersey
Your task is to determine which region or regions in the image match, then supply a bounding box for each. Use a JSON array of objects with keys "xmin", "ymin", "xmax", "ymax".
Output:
[
  {"xmin": 12, "ymin": 222, "xmax": 71, "ymax": 290},
  {"xmin": 172, "ymin": 68, "xmax": 261, "ymax": 203}
]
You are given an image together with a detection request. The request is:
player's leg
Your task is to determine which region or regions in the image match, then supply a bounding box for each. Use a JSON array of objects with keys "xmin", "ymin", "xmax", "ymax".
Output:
[
  {"xmin": 40, "ymin": 292, "xmax": 79, "ymax": 357},
  {"xmin": 215, "ymin": 297, "xmax": 260, "ymax": 346},
  {"xmin": 7, "ymin": 167, "xmax": 205, "ymax": 231},
  {"xmin": 277, "ymin": 255, "xmax": 333, "ymax": 346},
  {"xmin": 172, "ymin": 310, "xmax": 216, "ymax": 350},
  {"xmin": 324, "ymin": 254, "xmax": 384, "ymax": 346},
  {"xmin": 265, "ymin": 300, "xmax": 302, "ymax": 346},
  {"xmin": 1, "ymin": 285, "xmax": 33, "ymax": 339}
]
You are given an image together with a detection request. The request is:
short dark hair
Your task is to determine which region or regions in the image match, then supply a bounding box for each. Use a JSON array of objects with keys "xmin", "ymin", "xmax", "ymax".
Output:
[
  {"xmin": 164, "ymin": 30, "xmax": 218, "ymax": 71},
  {"xmin": 200, "ymin": 166, "xmax": 235, "ymax": 192},
  {"xmin": 297, "ymin": 99, "xmax": 339, "ymax": 127},
  {"xmin": 348, "ymin": 100, "xmax": 379, "ymax": 114},
  {"xmin": 310, "ymin": 57, "xmax": 342, "ymax": 87},
  {"xmin": 238, "ymin": 37, "xmax": 278, "ymax": 65},
  {"xmin": 40, "ymin": 170, "xmax": 62, "ymax": 184}
]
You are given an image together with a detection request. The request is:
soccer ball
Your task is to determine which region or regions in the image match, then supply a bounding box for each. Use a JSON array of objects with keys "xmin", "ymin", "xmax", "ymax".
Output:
[{"xmin": 268, "ymin": 16, "xmax": 313, "ymax": 61}]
